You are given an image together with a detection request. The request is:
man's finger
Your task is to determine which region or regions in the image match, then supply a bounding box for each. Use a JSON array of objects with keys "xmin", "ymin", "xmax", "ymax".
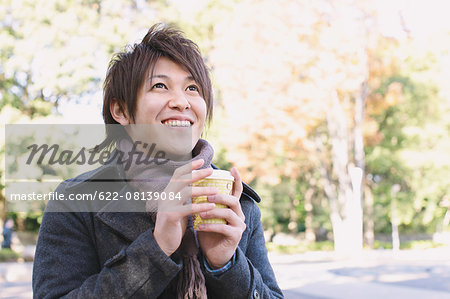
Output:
[{"xmin": 231, "ymin": 167, "xmax": 243, "ymax": 199}]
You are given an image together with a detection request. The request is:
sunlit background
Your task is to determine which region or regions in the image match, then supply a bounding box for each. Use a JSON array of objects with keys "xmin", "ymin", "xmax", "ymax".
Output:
[{"xmin": 1, "ymin": 0, "xmax": 450, "ymax": 271}]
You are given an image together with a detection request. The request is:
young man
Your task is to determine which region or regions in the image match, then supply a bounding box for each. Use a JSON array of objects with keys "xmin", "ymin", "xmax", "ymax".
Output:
[{"xmin": 33, "ymin": 24, "xmax": 283, "ymax": 299}]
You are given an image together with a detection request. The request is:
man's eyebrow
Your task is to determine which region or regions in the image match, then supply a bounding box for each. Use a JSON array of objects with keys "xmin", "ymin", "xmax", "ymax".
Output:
[
  {"xmin": 147, "ymin": 74, "xmax": 196, "ymax": 82},
  {"xmin": 146, "ymin": 74, "xmax": 167, "ymax": 86},
  {"xmin": 149, "ymin": 74, "xmax": 169, "ymax": 80}
]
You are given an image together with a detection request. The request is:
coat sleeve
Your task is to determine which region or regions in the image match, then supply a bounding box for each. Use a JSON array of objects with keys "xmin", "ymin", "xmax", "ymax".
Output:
[
  {"xmin": 202, "ymin": 200, "xmax": 284, "ymax": 299},
  {"xmin": 32, "ymin": 193, "xmax": 182, "ymax": 298}
]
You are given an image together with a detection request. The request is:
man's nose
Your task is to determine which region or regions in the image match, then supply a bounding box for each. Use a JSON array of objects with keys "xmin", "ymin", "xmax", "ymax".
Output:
[{"xmin": 168, "ymin": 91, "xmax": 191, "ymax": 111}]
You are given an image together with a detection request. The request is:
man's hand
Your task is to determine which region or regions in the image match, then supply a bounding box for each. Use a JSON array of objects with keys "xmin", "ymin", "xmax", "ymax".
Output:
[
  {"xmin": 197, "ymin": 167, "xmax": 246, "ymax": 269},
  {"xmin": 153, "ymin": 159, "xmax": 217, "ymax": 257}
]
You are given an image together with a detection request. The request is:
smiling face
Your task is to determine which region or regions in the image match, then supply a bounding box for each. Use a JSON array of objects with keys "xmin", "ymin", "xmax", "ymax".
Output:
[{"xmin": 111, "ymin": 56, "xmax": 207, "ymax": 155}]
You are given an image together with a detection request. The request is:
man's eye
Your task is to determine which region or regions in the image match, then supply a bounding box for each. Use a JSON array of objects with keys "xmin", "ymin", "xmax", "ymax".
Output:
[
  {"xmin": 152, "ymin": 83, "xmax": 166, "ymax": 89},
  {"xmin": 187, "ymin": 85, "xmax": 199, "ymax": 92}
]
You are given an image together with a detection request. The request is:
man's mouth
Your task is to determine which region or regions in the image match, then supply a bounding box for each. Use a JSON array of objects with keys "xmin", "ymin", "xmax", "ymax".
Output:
[{"xmin": 162, "ymin": 119, "xmax": 192, "ymax": 127}]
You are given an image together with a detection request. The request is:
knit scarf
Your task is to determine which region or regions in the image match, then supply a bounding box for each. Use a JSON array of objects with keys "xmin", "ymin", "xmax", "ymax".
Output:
[{"xmin": 117, "ymin": 138, "xmax": 213, "ymax": 299}]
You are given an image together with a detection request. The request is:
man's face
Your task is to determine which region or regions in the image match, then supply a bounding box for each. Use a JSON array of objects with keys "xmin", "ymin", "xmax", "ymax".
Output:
[{"xmin": 126, "ymin": 57, "xmax": 207, "ymax": 155}]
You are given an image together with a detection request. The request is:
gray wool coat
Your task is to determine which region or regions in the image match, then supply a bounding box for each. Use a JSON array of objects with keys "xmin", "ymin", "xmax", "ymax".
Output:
[{"xmin": 32, "ymin": 162, "xmax": 284, "ymax": 299}]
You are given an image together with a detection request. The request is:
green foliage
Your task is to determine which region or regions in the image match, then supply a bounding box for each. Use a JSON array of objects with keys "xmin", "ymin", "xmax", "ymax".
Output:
[
  {"xmin": 0, "ymin": 249, "xmax": 20, "ymax": 262},
  {"xmin": 23, "ymin": 212, "xmax": 43, "ymax": 232},
  {"xmin": 266, "ymin": 241, "xmax": 334, "ymax": 254},
  {"xmin": 366, "ymin": 64, "xmax": 449, "ymax": 234},
  {"xmin": 259, "ymin": 180, "xmax": 298, "ymax": 234},
  {"xmin": 0, "ymin": 0, "xmax": 170, "ymax": 116},
  {"xmin": 211, "ymin": 146, "xmax": 233, "ymax": 170},
  {"xmin": 372, "ymin": 240, "xmax": 446, "ymax": 250},
  {"xmin": 6, "ymin": 211, "xmax": 41, "ymax": 232}
]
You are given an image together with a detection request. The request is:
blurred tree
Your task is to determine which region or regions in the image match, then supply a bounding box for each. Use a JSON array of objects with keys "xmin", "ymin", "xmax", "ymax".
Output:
[
  {"xmin": 210, "ymin": 0, "xmax": 450, "ymax": 250},
  {"xmin": 210, "ymin": 0, "xmax": 375, "ymax": 253},
  {"xmin": 365, "ymin": 34, "xmax": 450, "ymax": 239},
  {"xmin": 0, "ymin": 0, "xmax": 164, "ymax": 113},
  {"xmin": 0, "ymin": 0, "xmax": 167, "ymax": 225}
]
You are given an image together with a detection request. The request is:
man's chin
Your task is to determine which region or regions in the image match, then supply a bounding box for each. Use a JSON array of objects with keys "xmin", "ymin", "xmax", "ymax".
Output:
[{"xmin": 125, "ymin": 124, "xmax": 196, "ymax": 161}]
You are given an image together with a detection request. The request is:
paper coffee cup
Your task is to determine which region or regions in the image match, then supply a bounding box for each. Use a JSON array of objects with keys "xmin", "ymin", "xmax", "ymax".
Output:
[{"xmin": 192, "ymin": 169, "xmax": 234, "ymax": 230}]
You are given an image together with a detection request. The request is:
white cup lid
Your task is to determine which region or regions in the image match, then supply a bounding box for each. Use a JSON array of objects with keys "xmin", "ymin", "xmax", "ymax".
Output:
[{"xmin": 206, "ymin": 169, "xmax": 235, "ymax": 181}]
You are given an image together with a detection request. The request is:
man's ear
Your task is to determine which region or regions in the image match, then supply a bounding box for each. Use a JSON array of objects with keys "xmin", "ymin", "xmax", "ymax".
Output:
[{"xmin": 110, "ymin": 99, "xmax": 130, "ymax": 125}]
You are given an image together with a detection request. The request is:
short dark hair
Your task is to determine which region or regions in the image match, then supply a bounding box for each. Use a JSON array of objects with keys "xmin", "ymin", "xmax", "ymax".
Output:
[{"xmin": 97, "ymin": 23, "xmax": 213, "ymax": 151}]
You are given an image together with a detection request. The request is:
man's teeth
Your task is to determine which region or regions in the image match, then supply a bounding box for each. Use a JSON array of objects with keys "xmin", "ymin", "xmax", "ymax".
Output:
[{"xmin": 163, "ymin": 120, "xmax": 191, "ymax": 127}]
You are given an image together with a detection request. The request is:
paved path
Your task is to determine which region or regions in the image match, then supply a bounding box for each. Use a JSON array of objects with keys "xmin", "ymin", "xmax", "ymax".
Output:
[
  {"xmin": 0, "ymin": 263, "xmax": 32, "ymax": 299},
  {"xmin": 1, "ymin": 248, "xmax": 450, "ymax": 298},
  {"xmin": 271, "ymin": 247, "xmax": 450, "ymax": 299}
]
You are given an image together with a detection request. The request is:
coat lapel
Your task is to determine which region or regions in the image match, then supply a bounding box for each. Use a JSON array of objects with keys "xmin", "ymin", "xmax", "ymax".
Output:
[
  {"xmin": 79, "ymin": 161, "xmax": 155, "ymax": 242},
  {"xmin": 95, "ymin": 210, "xmax": 154, "ymax": 242}
]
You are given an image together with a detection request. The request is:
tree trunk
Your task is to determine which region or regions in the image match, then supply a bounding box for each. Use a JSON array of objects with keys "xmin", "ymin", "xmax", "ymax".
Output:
[
  {"xmin": 327, "ymin": 92, "xmax": 352, "ymax": 212},
  {"xmin": 354, "ymin": 81, "xmax": 368, "ymax": 172},
  {"xmin": 348, "ymin": 166, "xmax": 363, "ymax": 252},
  {"xmin": 391, "ymin": 197, "xmax": 400, "ymax": 251},
  {"xmin": 326, "ymin": 91, "xmax": 363, "ymax": 254},
  {"xmin": 442, "ymin": 207, "xmax": 450, "ymax": 229},
  {"xmin": 363, "ymin": 184, "xmax": 375, "ymax": 248},
  {"xmin": 314, "ymin": 134, "xmax": 341, "ymax": 247},
  {"xmin": 391, "ymin": 184, "xmax": 401, "ymax": 251},
  {"xmin": 354, "ymin": 81, "xmax": 369, "ymax": 248}
]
